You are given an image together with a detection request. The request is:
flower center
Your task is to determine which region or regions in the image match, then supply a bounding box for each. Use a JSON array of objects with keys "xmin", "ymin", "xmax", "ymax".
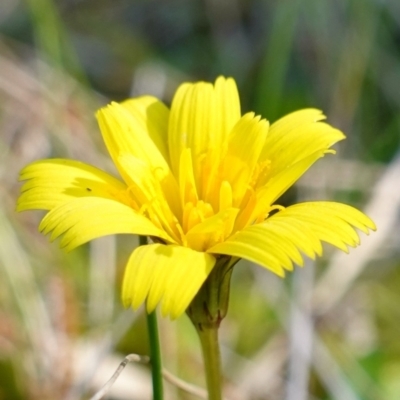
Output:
[{"xmin": 182, "ymin": 200, "xmax": 214, "ymax": 233}]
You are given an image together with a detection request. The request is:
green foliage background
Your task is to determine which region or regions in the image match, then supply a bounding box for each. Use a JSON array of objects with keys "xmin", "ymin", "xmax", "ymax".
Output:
[{"xmin": 0, "ymin": 0, "xmax": 399, "ymax": 399}]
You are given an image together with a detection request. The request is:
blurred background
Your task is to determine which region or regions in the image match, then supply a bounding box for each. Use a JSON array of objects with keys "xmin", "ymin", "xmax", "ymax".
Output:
[{"xmin": 0, "ymin": 0, "xmax": 399, "ymax": 399}]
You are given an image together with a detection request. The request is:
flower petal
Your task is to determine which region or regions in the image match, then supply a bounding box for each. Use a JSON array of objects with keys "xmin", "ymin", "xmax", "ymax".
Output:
[
  {"xmin": 263, "ymin": 109, "xmax": 325, "ymax": 141},
  {"xmin": 97, "ymin": 97, "xmax": 168, "ymax": 168},
  {"xmin": 118, "ymin": 154, "xmax": 182, "ymax": 242},
  {"xmin": 168, "ymin": 77, "xmax": 241, "ymax": 192},
  {"xmin": 122, "ymin": 244, "xmax": 216, "ymax": 319},
  {"xmin": 208, "ymin": 201, "xmax": 375, "ymax": 277},
  {"xmin": 96, "ymin": 99, "xmax": 180, "ymax": 206},
  {"xmin": 39, "ymin": 197, "xmax": 170, "ymax": 251},
  {"xmin": 252, "ymin": 150, "xmax": 329, "ymax": 219},
  {"xmin": 17, "ymin": 159, "xmax": 128, "ymax": 211},
  {"xmin": 186, "ymin": 207, "xmax": 240, "ymax": 251},
  {"xmin": 256, "ymin": 109, "xmax": 345, "ymax": 188},
  {"xmin": 220, "ymin": 112, "xmax": 269, "ymax": 206},
  {"xmin": 179, "ymin": 148, "xmax": 198, "ymax": 206},
  {"xmin": 120, "ymin": 96, "xmax": 170, "ymax": 164}
]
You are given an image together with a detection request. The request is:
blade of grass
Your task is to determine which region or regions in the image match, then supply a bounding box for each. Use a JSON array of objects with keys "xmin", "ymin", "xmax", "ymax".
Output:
[
  {"xmin": 253, "ymin": 0, "xmax": 302, "ymax": 121},
  {"xmin": 24, "ymin": 0, "xmax": 87, "ymax": 83}
]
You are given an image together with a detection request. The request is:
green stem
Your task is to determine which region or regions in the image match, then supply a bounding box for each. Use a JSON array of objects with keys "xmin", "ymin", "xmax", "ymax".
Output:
[
  {"xmin": 196, "ymin": 324, "xmax": 222, "ymax": 400},
  {"xmin": 139, "ymin": 236, "xmax": 163, "ymax": 400},
  {"xmin": 146, "ymin": 310, "xmax": 163, "ymax": 400},
  {"xmin": 187, "ymin": 256, "xmax": 238, "ymax": 400}
]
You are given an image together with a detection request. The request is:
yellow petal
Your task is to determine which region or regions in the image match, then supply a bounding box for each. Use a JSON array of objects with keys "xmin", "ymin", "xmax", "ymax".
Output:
[
  {"xmin": 284, "ymin": 201, "xmax": 376, "ymax": 233},
  {"xmin": 39, "ymin": 197, "xmax": 170, "ymax": 251},
  {"xmin": 257, "ymin": 109, "xmax": 345, "ymax": 188},
  {"xmin": 219, "ymin": 180, "xmax": 233, "ymax": 211},
  {"xmin": 221, "ymin": 112, "xmax": 269, "ymax": 206},
  {"xmin": 208, "ymin": 225, "xmax": 294, "ymax": 277},
  {"xmin": 97, "ymin": 98, "xmax": 168, "ymax": 169},
  {"xmin": 214, "ymin": 76, "xmax": 242, "ymax": 137},
  {"xmin": 118, "ymin": 154, "xmax": 181, "ymax": 242},
  {"xmin": 266, "ymin": 202, "xmax": 376, "ymax": 252},
  {"xmin": 208, "ymin": 201, "xmax": 375, "ymax": 277},
  {"xmin": 264, "ymin": 108, "xmax": 325, "ymax": 140},
  {"xmin": 186, "ymin": 207, "xmax": 240, "ymax": 251},
  {"xmin": 168, "ymin": 77, "xmax": 241, "ymax": 192},
  {"xmin": 252, "ymin": 150, "xmax": 328, "ymax": 219},
  {"xmin": 96, "ymin": 100, "xmax": 180, "ymax": 208},
  {"xmin": 122, "ymin": 244, "xmax": 216, "ymax": 319},
  {"xmin": 120, "ymin": 96, "xmax": 170, "ymax": 164},
  {"xmin": 179, "ymin": 148, "xmax": 198, "ymax": 206},
  {"xmin": 306, "ymin": 201, "xmax": 377, "ymax": 233},
  {"xmin": 17, "ymin": 159, "xmax": 128, "ymax": 211}
]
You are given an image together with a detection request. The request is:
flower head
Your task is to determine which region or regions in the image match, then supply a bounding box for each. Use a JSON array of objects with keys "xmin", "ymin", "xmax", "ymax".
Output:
[{"xmin": 17, "ymin": 77, "xmax": 376, "ymax": 319}]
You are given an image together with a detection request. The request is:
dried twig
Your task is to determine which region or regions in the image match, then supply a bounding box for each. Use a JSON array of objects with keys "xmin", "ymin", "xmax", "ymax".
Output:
[
  {"xmin": 162, "ymin": 368, "xmax": 208, "ymax": 399},
  {"xmin": 89, "ymin": 354, "xmax": 149, "ymax": 400},
  {"xmin": 89, "ymin": 353, "xmax": 210, "ymax": 400}
]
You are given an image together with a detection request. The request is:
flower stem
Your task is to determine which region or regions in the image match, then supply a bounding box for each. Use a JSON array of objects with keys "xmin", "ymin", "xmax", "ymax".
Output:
[
  {"xmin": 140, "ymin": 236, "xmax": 163, "ymax": 400},
  {"xmin": 146, "ymin": 310, "xmax": 163, "ymax": 400},
  {"xmin": 187, "ymin": 256, "xmax": 238, "ymax": 400},
  {"xmin": 195, "ymin": 324, "xmax": 222, "ymax": 400}
]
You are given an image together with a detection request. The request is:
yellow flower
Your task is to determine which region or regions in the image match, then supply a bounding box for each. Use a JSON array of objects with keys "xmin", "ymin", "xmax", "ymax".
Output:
[{"xmin": 17, "ymin": 77, "xmax": 375, "ymax": 319}]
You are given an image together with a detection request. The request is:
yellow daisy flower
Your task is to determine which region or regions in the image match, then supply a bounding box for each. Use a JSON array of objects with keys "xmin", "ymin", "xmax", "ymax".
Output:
[{"xmin": 17, "ymin": 77, "xmax": 375, "ymax": 319}]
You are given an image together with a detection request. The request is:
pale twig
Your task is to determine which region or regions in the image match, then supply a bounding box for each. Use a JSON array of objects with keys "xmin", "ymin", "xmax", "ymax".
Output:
[
  {"xmin": 162, "ymin": 369, "xmax": 208, "ymax": 399},
  {"xmin": 89, "ymin": 353, "xmax": 210, "ymax": 400},
  {"xmin": 65, "ymin": 310, "xmax": 139, "ymax": 400},
  {"xmin": 89, "ymin": 354, "xmax": 149, "ymax": 400}
]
